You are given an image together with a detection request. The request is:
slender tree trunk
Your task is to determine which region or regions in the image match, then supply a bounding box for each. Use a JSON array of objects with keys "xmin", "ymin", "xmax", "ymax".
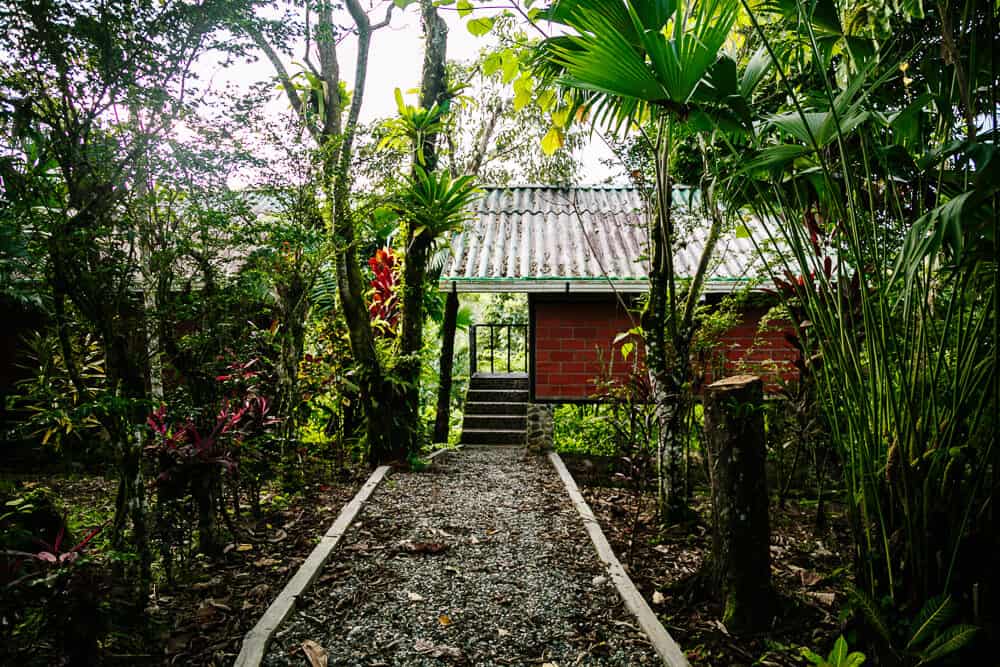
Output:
[
  {"xmin": 644, "ymin": 116, "xmax": 689, "ymax": 521},
  {"xmin": 389, "ymin": 0, "xmax": 449, "ymax": 457},
  {"xmin": 433, "ymin": 289, "xmax": 459, "ymax": 442},
  {"xmin": 395, "ymin": 235, "xmax": 431, "ymax": 454},
  {"xmin": 194, "ymin": 470, "xmax": 219, "ymax": 556}
]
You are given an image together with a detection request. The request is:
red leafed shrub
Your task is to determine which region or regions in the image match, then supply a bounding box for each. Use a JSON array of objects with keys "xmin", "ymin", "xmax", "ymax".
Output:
[{"xmin": 368, "ymin": 247, "xmax": 400, "ymax": 338}]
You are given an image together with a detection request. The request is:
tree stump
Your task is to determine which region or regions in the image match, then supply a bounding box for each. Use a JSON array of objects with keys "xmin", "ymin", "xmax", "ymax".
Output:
[{"xmin": 704, "ymin": 374, "xmax": 771, "ymax": 633}]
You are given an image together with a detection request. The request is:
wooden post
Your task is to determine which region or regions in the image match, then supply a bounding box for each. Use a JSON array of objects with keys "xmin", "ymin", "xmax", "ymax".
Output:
[{"xmin": 704, "ymin": 374, "xmax": 771, "ymax": 634}]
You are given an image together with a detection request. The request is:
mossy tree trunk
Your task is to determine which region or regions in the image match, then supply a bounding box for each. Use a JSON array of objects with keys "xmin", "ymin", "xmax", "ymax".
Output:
[
  {"xmin": 704, "ymin": 374, "xmax": 771, "ymax": 634},
  {"xmin": 392, "ymin": 0, "xmax": 450, "ymax": 455}
]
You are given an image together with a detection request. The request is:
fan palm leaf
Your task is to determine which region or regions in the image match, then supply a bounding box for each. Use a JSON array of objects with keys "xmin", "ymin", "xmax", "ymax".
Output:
[{"xmin": 538, "ymin": 0, "xmax": 741, "ymax": 130}]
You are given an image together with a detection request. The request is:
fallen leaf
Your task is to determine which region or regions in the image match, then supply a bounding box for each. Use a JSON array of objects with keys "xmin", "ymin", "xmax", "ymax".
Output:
[
  {"xmin": 712, "ymin": 619, "xmax": 730, "ymax": 636},
  {"xmin": 652, "ymin": 591, "xmax": 665, "ymax": 605},
  {"xmin": 406, "ymin": 591, "xmax": 425, "ymax": 602},
  {"xmin": 301, "ymin": 639, "xmax": 328, "ymax": 667},
  {"xmin": 799, "ymin": 570, "xmax": 822, "ymax": 587},
  {"xmin": 195, "ymin": 600, "xmax": 218, "ymax": 623},
  {"xmin": 414, "ymin": 638, "xmax": 463, "ymax": 659},
  {"xmin": 165, "ymin": 632, "xmax": 192, "ymax": 654},
  {"xmin": 207, "ymin": 598, "xmax": 232, "ymax": 613},
  {"xmin": 592, "ymin": 575, "xmax": 608, "ymax": 587},
  {"xmin": 267, "ymin": 529, "xmax": 288, "ymax": 543},
  {"xmin": 542, "ymin": 663, "xmax": 560, "ymax": 667},
  {"xmin": 248, "ymin": 583, "xmax": 271, "ymax": 599},
  {"xmin": 192, "ymin": 577, "xmax": 221, "ymax": 591},
  {"xmin": 438, "ymin": 614, "xmax": 452, "ymax": 627},
  {"xmin": 497, "ymin": 628, "xmax": 510, "ymax": 637},
  {"xmin": 254, "ymin": 557, "xmax": 280, "ymax": 568},
  {"xmin": 400, "ymin": 541, "xmax": 449, "ymax": 554},
  {"xmin": 809, "ymin": 591, "xmax": 836, "ymax": 605},
  {"xmin": 236, "ymin": 543, "xmax": 254, "ymax": 552}
]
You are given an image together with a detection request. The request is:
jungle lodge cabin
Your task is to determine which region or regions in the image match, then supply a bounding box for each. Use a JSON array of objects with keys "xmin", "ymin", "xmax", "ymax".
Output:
[{"xmin": 438, "ymin": 185, "xmax": 798, "ymax": 404}]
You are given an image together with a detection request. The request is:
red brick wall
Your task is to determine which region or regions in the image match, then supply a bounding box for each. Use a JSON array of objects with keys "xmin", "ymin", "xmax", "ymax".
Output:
[
  {"xmin": 533, "ymin": 298, "xmax": 641, "ymax": 401},
  {"xmin": 699, "ymin": 307, "xmax": 800, "ymax": 393},
  {"xmin": 532, "ymin": 299, "xmax": 799, "ymax": 401}
]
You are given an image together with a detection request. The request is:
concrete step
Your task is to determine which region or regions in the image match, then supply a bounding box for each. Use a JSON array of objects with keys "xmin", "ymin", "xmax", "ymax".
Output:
[
  {"xmin": 467, "ymin": 389, "xmax": 529, "ymax": 404},
  {"xmin": 463, "ymin": 401, "xmax": 528, "ymax": 416},
  {"xmin": 463, "ymin": 414, "xmax": 527, "ymax": 431},
  {"xmin": 460, "ymin": 428, "xmax": 526, "ymax": 445},
  {"xmin": 469, "ymin": 373, "xmax": 529, "ymax": 391}
]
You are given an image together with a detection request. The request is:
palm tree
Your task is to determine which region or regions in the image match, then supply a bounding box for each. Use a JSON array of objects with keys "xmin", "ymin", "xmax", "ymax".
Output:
[{"xmin": 534, "ymin": 0, "xmax": 741, "ymax": 519}]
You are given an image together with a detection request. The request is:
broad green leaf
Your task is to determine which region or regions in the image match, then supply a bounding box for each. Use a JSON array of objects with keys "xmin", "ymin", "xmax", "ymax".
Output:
[
  {"xmin": 540, "ymin": 127, "xmax": 563, "ymax": 155},
  {"xmin": 844, "ymin": 652, "xmax": 867, "ymax": 667},
  {"xmin": 740, "ymin": 144, "xmax": 810, "ymax": 173},
  {"xmin": 827, "ymin": 636, "xmax": 848, "ymax": 665},
  {"xmin": 482, "ymin": 52, "xmax": 502, "ymax": 76},
  {"xmin": 467, "ymin": 16, "xmax": 494, "ymax": 36},
  {"xmin": 740, "ymin": 46, "xmax": 772, "ymax": 97},
  {"xmin": 513, "ymin": 74, "xmax": 534, "ymax": 111},
  {"xmin": 501, "ymin": 50, "xmax": 519, "ymax": 83},
  {"xmin": 536, "ymin": 89, "xmax": 556, "ymax": 111},
  {"xmin": 551, "ymin": 108, "xmax": 570, "ymax": 128},
  {"xmin": 456, "ymin": 0, "xmax": 473, "ymax": 17}
]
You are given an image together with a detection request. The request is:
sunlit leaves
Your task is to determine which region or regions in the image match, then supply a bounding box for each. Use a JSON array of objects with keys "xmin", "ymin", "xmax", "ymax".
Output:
[
  {"xmin": 467, "ymin": 17, "xmax": 494, "ymax": 36},
  {"xmin": 540, "ymin": 127, "xmax": 563, "ymax": 155}
]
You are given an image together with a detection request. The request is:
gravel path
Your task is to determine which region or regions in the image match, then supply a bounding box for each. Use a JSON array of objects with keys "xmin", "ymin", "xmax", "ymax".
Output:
[{"xmin": 262, "ymin": 447, "xmax": 659, "ymax": 666}]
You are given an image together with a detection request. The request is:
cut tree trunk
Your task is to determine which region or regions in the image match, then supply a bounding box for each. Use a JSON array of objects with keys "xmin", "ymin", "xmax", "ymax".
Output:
[{"xmin": 704, "ymin": 374, "xmax": 771, "ymax": 634}]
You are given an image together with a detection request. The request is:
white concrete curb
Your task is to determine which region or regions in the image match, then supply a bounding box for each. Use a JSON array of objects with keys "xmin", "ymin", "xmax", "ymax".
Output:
[
  {"xmin": 234, "ymin": 447, "xmax": 452, "ymax": 666},
  {"xmin": 548, "ymin": 451, "xmax": 690, "ymax": 667}
]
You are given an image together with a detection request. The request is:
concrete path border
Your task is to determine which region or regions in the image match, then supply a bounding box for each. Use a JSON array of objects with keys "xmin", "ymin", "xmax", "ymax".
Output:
[
  {"xmin": 548, "ymin": 451, "xmax": 690, "ymax": 667},
  {"xmin": 234, "ymin": 447, "xmax": 452, "ymax": 667}
]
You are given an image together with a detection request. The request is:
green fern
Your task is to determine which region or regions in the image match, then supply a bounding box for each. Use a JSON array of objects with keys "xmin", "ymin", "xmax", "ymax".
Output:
[
  {"xmin": 846, "ymin": 583, "xmax": 892, "ymax": 645},
  {"xmin": 906, "ymin": 595, "xmax": 957, "ymax": 651},
  {"xmin": 916, "ymin": 625, "xmax": 977, "ymax": 665},
  {"xmin": 310, "ymin": 263, "xmax": 339, "ymax": 316}
]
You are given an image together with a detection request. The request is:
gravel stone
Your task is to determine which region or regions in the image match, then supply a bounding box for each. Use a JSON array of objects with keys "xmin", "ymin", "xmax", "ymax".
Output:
[{"xmin": 262, "ymin": 447, "xmax": 659, "ymax": 666}]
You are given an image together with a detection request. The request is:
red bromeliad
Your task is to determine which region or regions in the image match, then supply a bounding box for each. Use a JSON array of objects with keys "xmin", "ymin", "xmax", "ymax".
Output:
[{"xmin": 367, "ymin": 247, "xmax": 400, "ymax": 338}]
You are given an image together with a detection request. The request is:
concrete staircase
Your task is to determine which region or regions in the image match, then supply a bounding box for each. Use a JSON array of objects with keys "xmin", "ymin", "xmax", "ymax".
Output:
[{"xmin": 460, "ymin": 373, "xmax": 528, "ymax": 445}]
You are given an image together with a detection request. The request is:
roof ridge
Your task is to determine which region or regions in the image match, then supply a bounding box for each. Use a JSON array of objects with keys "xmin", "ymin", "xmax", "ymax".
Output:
[{"xmin": 480, "ymin": 183, "xmax": 635, "ymax": 190}]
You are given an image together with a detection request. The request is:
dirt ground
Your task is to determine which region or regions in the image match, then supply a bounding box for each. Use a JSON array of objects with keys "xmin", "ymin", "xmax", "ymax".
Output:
[
  {"xmin": 5, "ymin": 459, "xmax": 851, "ymax": 666},
  {"xmin": 2, "ymin": 469, "xmax": 364, "ymax": 666},
  {"xmin": 582, "ymin": 485, "xmax": 852, "ymax": 666}
]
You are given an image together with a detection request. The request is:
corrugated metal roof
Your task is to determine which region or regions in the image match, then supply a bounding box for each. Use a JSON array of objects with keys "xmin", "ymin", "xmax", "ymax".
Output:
[{"xmin": 439, "ymin": 185, "xmax": 768, "ymax": 293}]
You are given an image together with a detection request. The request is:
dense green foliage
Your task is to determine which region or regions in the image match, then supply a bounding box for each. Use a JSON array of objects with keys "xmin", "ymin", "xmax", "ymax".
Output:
[{"xmin": 0, "ymin": 0, "xmax": 996, "ymax": 663}]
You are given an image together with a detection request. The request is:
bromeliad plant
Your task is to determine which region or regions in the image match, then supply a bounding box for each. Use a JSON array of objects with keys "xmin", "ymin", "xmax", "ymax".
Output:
[{"xmin": 368, "ymin": 247, "xmax": 401, "ymax": 338}]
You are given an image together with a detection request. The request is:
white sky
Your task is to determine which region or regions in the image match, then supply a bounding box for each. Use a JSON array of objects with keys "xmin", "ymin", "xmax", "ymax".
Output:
[{"xmin": 200, "ymin": 3, "xmax": 622, "ymax": 184}]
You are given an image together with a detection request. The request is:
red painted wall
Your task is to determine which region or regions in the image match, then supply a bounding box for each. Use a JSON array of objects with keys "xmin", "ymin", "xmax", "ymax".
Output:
[{"xmin": 532, "ymin": 299, "xmax": 799, "ymax": 401}]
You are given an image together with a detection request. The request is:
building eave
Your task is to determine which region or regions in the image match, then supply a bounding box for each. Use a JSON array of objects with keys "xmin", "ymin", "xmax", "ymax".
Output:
[{"xmin": 437, "ymin": 277, "xmax": 767, "ymax": 295}]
